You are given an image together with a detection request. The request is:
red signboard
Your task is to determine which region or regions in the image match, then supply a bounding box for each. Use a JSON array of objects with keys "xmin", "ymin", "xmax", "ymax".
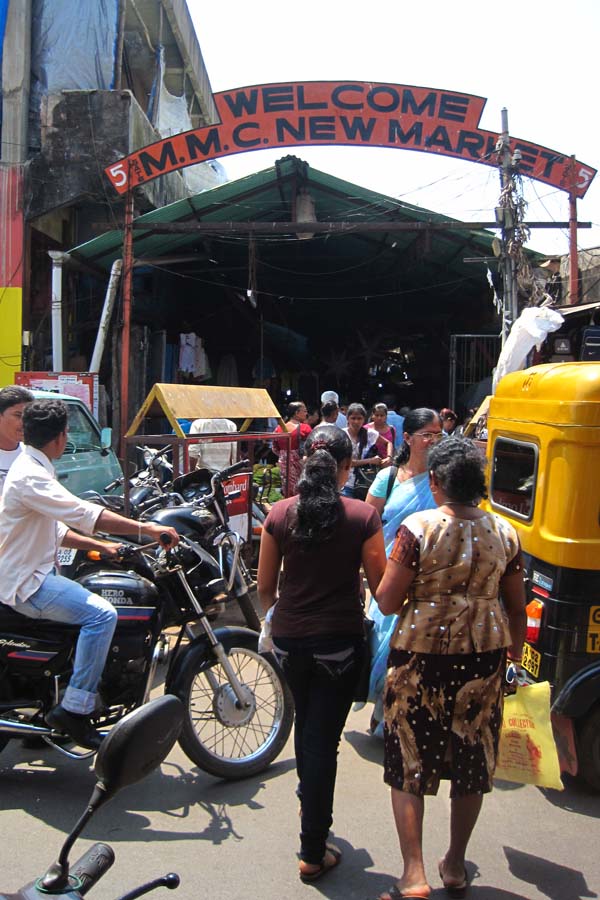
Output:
[
  {"xmin": 105, "ymin": 81, "xmax": 596, "ymax": 199},
  {"xmin": 15, "ymin": 372, "xmax": 99, "ymax": 419},
  {"xmin": 223, "ymin": 472, "xmax": 252, "ymax": 541}
]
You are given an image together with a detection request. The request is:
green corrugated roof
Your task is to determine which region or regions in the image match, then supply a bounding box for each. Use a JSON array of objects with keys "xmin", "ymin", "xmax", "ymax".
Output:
[{"xmin": 70, "ymin": 156, "xmax": 508, "ymax": 274}]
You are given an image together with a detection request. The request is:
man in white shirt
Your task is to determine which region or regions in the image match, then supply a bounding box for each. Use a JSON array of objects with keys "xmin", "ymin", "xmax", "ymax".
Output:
[
  {"xmin": 187, "ymin": 417, "xmax": 238, "ymax": 471},
  {"xmin": 0, "ymin": 399, "xmax": 179, "ymax": 749},
  {"xmin": 0, "ymin": 385, "xmax": 33, "ymax": 494},
  {"xmin": 320, "ymin": 390, "xmax": 347, "ymax": 428}
]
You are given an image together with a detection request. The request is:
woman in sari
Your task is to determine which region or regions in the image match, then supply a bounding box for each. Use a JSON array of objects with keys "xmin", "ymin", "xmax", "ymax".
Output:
[
  {"xmin": 273, "ymin": 401, "xmax": 312, "ymax": 497},
  {"xmin": 365, "ymin": 408, "xmax": 442, "ymax": 734}
]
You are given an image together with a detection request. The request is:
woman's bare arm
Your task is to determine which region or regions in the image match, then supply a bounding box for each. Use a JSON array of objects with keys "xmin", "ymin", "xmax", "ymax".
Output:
[
  {"xmin": 257, "ymin": 528, "xmax": 282, "ymax": 614},
  {"xmin": 376, "ymin": 557, "xmax": 416, "ymax": 616},
  {"xmin": 500, "ymin": 570, "xmax": 527, "ymax": 660},
  {"xmin": 361, "ymin": 529, "xmax": 386, "ymax": 596},
  {"xmin": 365, "ymin": 491, "xmax": 385, "ymax": 517}
]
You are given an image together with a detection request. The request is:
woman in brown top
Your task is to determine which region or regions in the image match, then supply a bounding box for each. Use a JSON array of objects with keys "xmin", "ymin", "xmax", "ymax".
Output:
[
  {"xmin": 258, "ymin": 425, "xmax": 385, "ymax": 883},
  {"xmin": 375, "ymin": 437, "xmax": 526, "ymax": 900}
]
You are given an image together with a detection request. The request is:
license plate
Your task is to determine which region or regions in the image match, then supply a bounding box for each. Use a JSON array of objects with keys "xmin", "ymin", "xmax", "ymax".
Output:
[
  {"xmin": 56, "ymin": 547, "xmax": 76, "ymax": 566},
  {"xmin": 587, "ymin": 605, "xmax": 600, "ymax": 653},
  {"xmin": 521, "ymin": 642, "xmax": 541, "ymax": 678}
]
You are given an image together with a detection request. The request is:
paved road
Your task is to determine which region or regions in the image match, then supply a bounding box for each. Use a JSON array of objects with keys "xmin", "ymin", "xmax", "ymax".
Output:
[{"xmin": 0, "ymin": 700, "xmax": 598, "ymax": 900}]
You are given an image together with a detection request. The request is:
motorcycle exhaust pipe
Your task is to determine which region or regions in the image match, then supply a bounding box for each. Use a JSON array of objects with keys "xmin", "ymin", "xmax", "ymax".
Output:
[{"xmin": 0, "ymin": 718, "xmax": 52, "ymax": 736}]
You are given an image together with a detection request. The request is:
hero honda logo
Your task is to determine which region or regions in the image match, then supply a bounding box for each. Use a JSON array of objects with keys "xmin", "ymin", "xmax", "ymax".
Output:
[{"xmin": 101, "ymin": 589, "xmax": 135, "ymax": 606}]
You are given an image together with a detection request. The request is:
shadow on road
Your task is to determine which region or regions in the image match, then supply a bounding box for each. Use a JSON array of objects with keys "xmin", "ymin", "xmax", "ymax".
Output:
[
  {"xmin": 0, "ymin": 743, "xmax": 296, "ymax": 844},
  {"xmin": 504, "ymin": 846, "xmax": 597, "ymax": 900},
  {"xmin": 539, "ymin": 774, "xmax": 600, "ymax": 819},
  {"xmin": 343, "ymin": 725, "xmax": 384, "ymax": 766}
]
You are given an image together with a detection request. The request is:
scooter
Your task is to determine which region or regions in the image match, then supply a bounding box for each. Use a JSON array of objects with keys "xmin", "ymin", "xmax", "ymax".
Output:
[{"xmin": 2, "ymin": 694, "xmax": 183, "ymax": 898}]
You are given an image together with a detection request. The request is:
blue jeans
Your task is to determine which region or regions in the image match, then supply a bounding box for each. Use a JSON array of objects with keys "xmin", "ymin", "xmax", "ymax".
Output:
[
  {"xmin": 273, "ymin": 635, "xmax": 364, "ymax": 864},
  {"xmin": 17, "ymin": 573, "xmax": 118, "ymax": 715}
]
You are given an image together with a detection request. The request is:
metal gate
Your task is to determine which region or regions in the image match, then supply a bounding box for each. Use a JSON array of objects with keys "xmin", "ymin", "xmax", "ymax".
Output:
[{"xmin": 449, "ymin": 334, "xmax": 501, "ymax": 411}]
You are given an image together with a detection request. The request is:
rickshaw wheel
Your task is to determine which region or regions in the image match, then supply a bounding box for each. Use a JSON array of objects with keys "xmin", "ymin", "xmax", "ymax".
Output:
[{"xmin": 577, "ymin": 706, "xmax": 600, "ymax": 792}]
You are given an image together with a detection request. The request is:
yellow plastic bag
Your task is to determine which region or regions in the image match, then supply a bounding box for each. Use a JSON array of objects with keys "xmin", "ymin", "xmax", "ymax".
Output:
[{"xmin": 495, "ymin": 681, "xmax": 563, "ymax": 791}]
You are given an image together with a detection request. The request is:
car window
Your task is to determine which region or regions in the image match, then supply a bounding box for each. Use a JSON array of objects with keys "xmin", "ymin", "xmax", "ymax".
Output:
[
  {"xmin": 65, "ymin": 403, "xmax": 102, "ymax": 452},
  {"xmin": 490, "ymin": 437, "xmax": 538, "ymax": 521}
]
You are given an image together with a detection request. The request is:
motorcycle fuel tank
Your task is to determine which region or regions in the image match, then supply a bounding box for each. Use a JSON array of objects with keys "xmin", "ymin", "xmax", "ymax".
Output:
[
  {"xmin": 77, "ymin": 570, "xmax": 161, "ymax": 630},
  {"xmin": 151, "ymin": 505, "xmax": 218, "ymax": 542}
]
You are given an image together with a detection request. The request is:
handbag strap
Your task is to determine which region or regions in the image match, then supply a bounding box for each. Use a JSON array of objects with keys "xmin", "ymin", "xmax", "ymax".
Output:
[{"xmin": 385, "ymin": 466, "xmax": 398, "ymax": 503}]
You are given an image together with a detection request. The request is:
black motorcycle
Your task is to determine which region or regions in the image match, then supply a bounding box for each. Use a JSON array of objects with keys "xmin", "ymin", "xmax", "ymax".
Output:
[
  {"xmin": 77, "ymin": 454, "xmax": 261, "ymax": 631},
  {"xmin": 0, "ymin": 465, "xmax": 293, "ymax": 779}
]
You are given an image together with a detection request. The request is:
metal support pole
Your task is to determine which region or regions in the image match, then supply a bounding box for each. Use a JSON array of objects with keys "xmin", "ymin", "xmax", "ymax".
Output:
[
  {"xmin": 90, "ymin": 258, "xmax": 122, "ymax": 372},
  {"xmin": 119, "ymin": 186, "xmax": 134, "ymax": 458},
  {"xmin": 48, "ymin": 251, "xmax": 70, "ymax": 371},
  {"xmin": 568, "ymin": 155, "xmax": 579, "ymax": 306}
]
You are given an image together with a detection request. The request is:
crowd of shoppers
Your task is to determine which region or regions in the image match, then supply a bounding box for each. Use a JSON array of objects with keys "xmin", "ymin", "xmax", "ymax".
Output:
[
  {"xmin": 0, "ymin": 382, "xmax": 525, "ymax": 897},
  {"xmin": 258, "ymin": 398, "xmax": 526, "ymax": 898}
]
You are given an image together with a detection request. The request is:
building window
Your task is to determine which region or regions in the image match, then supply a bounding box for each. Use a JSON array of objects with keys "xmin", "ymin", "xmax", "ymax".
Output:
[{"xmin": 490, "ymin": 438, "xmax": 538, "ymax": 521}]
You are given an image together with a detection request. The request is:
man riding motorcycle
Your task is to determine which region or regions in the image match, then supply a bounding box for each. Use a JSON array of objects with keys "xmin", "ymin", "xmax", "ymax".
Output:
[{"xmin": 0, "ymin": 399, "xmax": 179, "ymax": 750}]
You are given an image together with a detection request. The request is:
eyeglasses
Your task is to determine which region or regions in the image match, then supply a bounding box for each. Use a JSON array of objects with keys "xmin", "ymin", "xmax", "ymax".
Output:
[{"xmin": 414, "ymin": 431, "xmax": 443, "ymax": 441}]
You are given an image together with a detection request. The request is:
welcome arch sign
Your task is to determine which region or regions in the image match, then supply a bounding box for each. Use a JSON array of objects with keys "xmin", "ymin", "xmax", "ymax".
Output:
[{"xmin": 105, "ymin": 80, "xmax": 596, "ymax": 198}]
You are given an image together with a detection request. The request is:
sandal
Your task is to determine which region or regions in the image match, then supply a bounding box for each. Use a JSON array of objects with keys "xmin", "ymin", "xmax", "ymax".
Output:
[
  {"xmin": 378, "ymin": 885, "xmax": 430, "ymax": 900},
  {"xmin": 299, "ymin": 843, "xmax": 342, "ymax": 883},
  {"xmin": 438, "ymin": 860, "xmax": 468, "ymax": 898}
]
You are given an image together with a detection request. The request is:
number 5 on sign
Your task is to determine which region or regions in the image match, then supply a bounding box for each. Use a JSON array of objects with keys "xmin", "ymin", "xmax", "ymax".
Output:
[
  {"xmin": 587, "ymin": 606, "xmax": 600, "ymax": 653},
  {"xmin": 108, "ymin": 163, "xmax": 128, "ymax": 188}
]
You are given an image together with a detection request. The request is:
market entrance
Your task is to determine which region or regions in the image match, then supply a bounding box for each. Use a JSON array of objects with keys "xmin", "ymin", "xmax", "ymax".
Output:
[
  {"xmin": 69, "ymin": 81, "xmax": 596, "ymax": 444},
  {"xmin": 70, "ymin": 155, "xmax": 507, "ymax": 434}
]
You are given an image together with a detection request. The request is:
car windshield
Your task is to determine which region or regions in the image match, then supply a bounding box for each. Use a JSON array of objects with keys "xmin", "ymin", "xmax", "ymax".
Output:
[{"xmin": 65, "ymin": 403, "xmax": 102, "ymax": 452}]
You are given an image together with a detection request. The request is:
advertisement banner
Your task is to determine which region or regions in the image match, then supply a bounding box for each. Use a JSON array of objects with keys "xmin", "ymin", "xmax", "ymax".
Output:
[
  {"xmin": 223, "ymin": 472, "xmax": 252, "ymax": 542},
  {"xmin": 15, "ymin": 372, "xmax": 99, "ymax": 418}
]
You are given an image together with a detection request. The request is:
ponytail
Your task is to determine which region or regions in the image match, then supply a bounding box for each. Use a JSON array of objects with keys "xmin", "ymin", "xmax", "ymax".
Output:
[{"xmin": 291, "ymin": 425, "xmax": 352, "ymax": 545}]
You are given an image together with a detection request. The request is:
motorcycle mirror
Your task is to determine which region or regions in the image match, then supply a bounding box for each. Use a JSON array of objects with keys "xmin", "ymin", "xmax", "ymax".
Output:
[
  {"xmin": 39, "ymin": 696, "xmax": 184, "ymax": 893},
  {"xmin": 94, "ymin": 694, "xmax": 184, "ymax": 803}
]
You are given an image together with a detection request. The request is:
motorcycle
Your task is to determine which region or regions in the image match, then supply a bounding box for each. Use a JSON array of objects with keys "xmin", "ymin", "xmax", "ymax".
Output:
[
  {"xmin": 0, "ymin": 464, "xmax": 294, "ymax": 779},
  {"xmin": 82, "ymin": 444, "xmax": 175, "ymax": 518},
  {"xmin": 6, "ymin": 695, "xmax": 183, "ymax": 898},
  {"xmin": 76, "ymin": 456, "xmax": 262, "ymax": 631}
]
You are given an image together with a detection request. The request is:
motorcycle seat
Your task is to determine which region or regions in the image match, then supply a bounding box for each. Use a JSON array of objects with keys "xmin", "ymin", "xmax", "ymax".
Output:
[{"xmin": 0, "ymin": 602, "xmax": 80, "ymax": 634}]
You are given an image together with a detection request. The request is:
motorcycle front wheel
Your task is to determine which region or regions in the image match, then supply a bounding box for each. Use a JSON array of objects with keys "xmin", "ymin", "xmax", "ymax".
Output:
[{"xmin": 177, "ymin": 635, "xmax": 293, "ymax": 779}]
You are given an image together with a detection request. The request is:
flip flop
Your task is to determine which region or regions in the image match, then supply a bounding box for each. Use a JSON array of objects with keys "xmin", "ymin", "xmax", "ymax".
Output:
[
  {"xmin": 438, "ymin": 860, "xmax": 468, "ymax": 897},
  {"xmin": 299, "ymin": 843, "xmax": 342, "ymax": 883},
  {"xmin": 378, "ymin": 885, "xmax": 430, "ymax": 900}
]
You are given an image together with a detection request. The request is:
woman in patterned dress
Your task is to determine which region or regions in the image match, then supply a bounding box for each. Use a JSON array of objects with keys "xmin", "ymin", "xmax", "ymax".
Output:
[{"xmin": 375, "ymin": 437, "xmax": 526, "ymax": 900}]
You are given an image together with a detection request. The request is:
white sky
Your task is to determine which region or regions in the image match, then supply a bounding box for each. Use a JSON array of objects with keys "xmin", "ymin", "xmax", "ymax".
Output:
[{"xmin": 188, "ymin": 0, "xmax": 599, "ymax": 258}]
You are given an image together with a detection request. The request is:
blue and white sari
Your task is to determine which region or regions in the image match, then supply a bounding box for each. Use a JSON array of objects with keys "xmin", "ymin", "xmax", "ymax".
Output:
[{"xmin": 366, "ymin": 471, "xmax": 435, "ymax": 734}]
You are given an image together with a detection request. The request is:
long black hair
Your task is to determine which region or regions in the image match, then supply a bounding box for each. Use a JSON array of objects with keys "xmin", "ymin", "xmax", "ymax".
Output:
[
  {"xmin": 428, "ymin": 436, "xmax": 487, "ymax": 502},
  {"xmin": 395, "ymin": 407, "xmax": 440, "ymax": 464},
  {"xmin": 291, "ymin": 425, "xmax": 352, "ymax": 545}
]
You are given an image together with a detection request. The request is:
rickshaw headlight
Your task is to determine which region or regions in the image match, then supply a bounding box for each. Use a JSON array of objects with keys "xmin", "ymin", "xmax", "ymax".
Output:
[{"xmin": 525, "ymin": 598, "xmax": 544, "ymax": 644}]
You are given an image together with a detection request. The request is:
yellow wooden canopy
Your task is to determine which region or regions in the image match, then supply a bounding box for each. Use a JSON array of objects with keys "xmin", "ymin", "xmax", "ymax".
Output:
[{"xmin": 126, "ymin": 383, "xmax": 285, "ymax": 437}]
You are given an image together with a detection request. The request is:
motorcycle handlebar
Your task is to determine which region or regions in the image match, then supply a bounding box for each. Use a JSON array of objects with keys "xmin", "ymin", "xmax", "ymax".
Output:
[
  {"xmin": 104, "ymin": 477, "xmax": 124, "ymax": 491},
  {"xmin": 216, "ymin": 459, "xmax": 251, "ymax": 482},
  {"xmin": 70, "ymin": 842, "xmax": 115, "ymax": 895}
]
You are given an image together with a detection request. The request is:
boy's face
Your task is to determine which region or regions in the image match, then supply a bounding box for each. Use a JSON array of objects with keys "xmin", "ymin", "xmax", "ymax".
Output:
[{"xmin": 0, "ymin": 402, "xmax": 28, "ymax": 449}]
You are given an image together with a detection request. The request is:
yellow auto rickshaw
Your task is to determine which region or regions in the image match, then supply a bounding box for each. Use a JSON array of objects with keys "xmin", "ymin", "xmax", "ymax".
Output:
[{"xmin": 485, "ymin": 361, "xmax": 600, "ymax": 789}]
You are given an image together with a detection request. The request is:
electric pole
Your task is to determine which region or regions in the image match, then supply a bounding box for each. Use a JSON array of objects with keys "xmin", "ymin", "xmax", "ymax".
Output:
[{"xmin": 496, "ymin": 108, "xmax": 523, "ymax": 344}]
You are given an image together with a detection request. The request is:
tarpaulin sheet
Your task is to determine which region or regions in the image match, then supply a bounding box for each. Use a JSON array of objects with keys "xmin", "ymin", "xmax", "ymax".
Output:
[
  {"xmin": 152, "ymin": 45, "xmax": 226, "ymax": 194},
  {"xmin": 0, "ymin": 0, "xmax": 9, "ymax": 80},
  {"xmin": 29, "ymin": 0, "xmax": 119, "ymax": 145}
]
